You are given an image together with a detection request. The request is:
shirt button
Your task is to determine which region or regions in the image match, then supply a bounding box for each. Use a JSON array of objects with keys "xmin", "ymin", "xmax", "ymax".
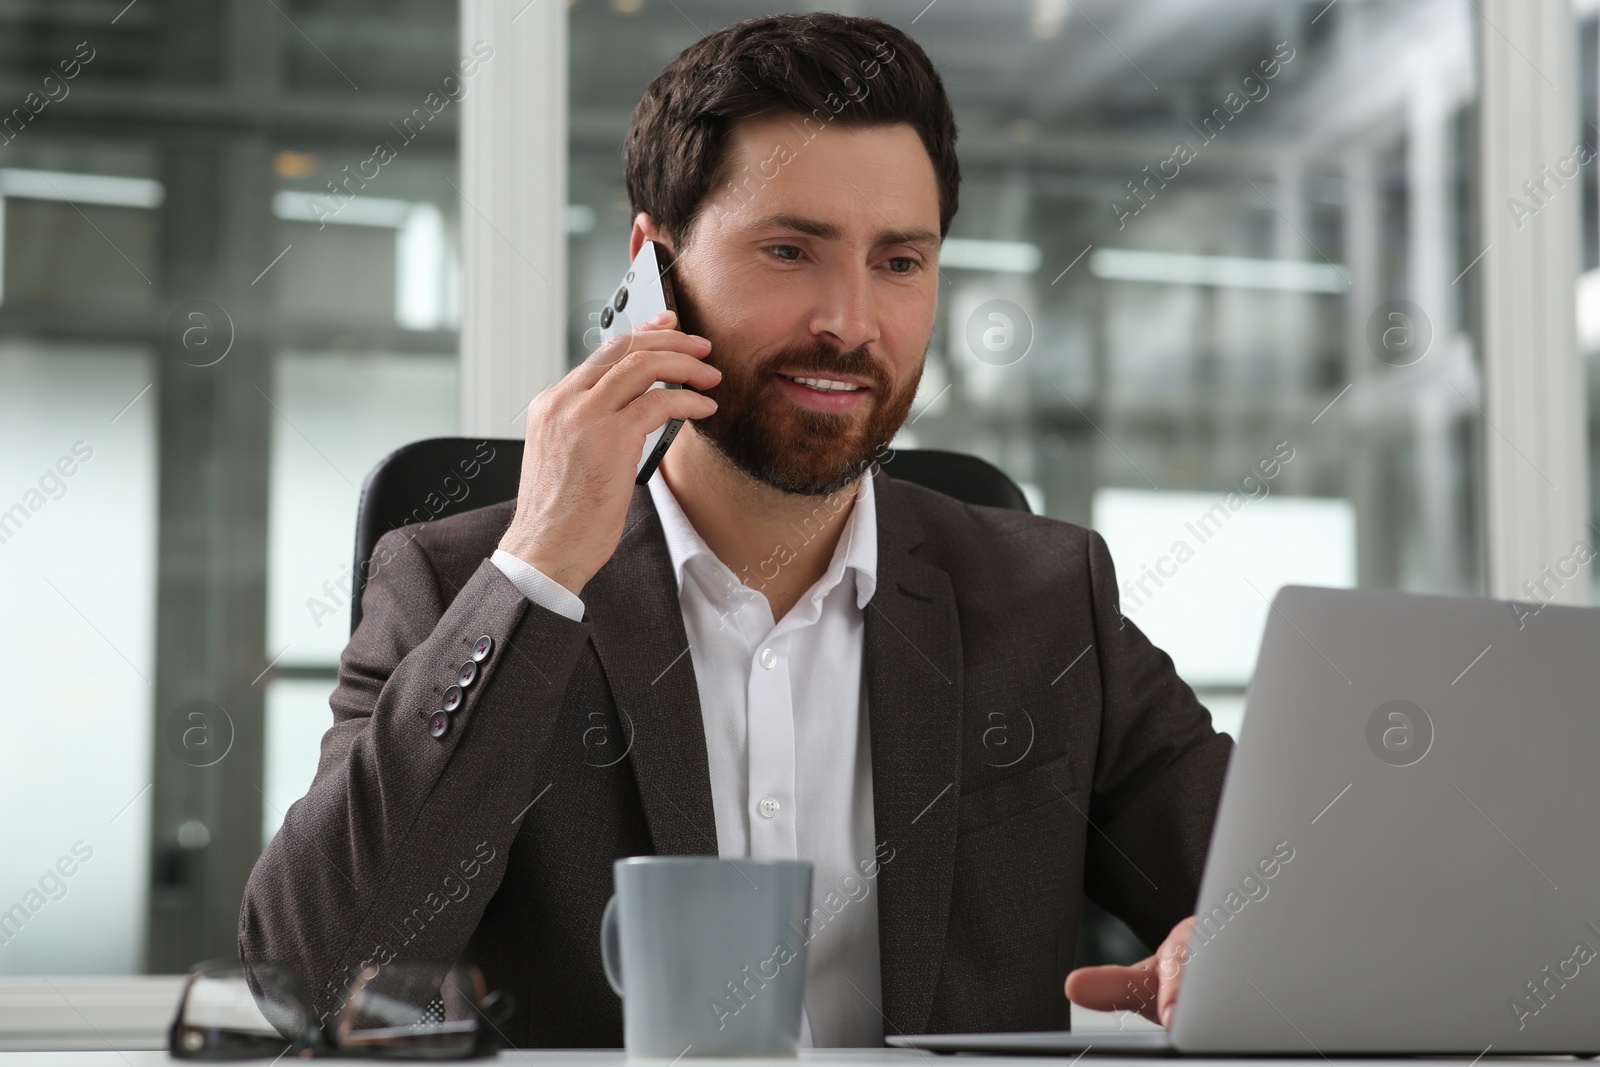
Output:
[
  {"xmin": 472, "ymin": 635, "xmax": 494, "ymax": 662},
  {"xmin": 457, "ymin": 659, "xmax": 478, "ymax": 687},
  {"xmin": 757, "ymin": 796, "xmax": 781, "ymax": 819},
  {"xmin": 759, "ymin": 647, "xmax": 778, "ymax": 669}
]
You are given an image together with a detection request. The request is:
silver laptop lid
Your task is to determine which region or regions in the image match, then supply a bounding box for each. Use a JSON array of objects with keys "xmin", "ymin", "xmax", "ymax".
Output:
[{"xmin": 1173, "ymin": 585, "xmax": 1600, "ymax": 1055}]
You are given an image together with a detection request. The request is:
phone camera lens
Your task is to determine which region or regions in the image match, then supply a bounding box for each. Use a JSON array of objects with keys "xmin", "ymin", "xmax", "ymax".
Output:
[
  {"xmin": 600, "ymin": 305, "xmax": 615, "ymax": 329},
  {"xmin": 614, "ymin": 287, "xmax": 629, "ymax": 312},
  {"xmin": 625, "ymin": 271, "xmax": 636, "ymax": 284}
]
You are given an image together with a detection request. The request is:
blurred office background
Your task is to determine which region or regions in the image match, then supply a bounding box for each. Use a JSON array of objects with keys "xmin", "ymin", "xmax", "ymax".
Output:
[{"xmin": 0, "ymin": 0, "xmax": 1587, "ymax": 980}]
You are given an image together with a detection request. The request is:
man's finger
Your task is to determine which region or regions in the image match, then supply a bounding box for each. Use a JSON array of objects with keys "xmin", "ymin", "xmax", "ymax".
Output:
[
  {"xmin": 1154, "ymin": 950, "xmax": 1181, "ymax": 1028},
  {"xmin": 572, "ymin": 321, "xmax": 705, "ymax": 384},
  {"xmin": 1153, "ymin": 917, "xmax": 1195, "ymax": 1029},
  {"xmin": 1064, "ymin": 961, "xmax": 1161, "ymax": 1022}
]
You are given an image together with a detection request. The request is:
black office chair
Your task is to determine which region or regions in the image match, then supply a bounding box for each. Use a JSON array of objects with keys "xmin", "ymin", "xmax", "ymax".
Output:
[{"xmin": 350, "ymin": 437, "xmax": 1030, "ymax": 634}]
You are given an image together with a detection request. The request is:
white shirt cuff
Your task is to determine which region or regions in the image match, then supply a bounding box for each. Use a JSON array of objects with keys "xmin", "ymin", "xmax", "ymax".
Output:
[{"xmin": 490, "ymin": 549, "xmax": 586, "ymax": 622}]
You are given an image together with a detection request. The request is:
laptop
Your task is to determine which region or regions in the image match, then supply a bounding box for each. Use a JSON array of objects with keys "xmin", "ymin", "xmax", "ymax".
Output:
[{"xmin": 890, "ymin": 585, "xmax": 1600, "ymax": 1056}]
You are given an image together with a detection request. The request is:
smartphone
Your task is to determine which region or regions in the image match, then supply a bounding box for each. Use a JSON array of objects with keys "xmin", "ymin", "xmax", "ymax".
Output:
[{"xmin": 599, "ymin": 240, "xmax": 686, "ymax": 485}]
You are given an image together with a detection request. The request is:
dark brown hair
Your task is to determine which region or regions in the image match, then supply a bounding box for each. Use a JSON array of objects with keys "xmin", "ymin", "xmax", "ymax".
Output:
[{"xmin": 622, "ymin": 12, "xmax": 960, "ymax": 245}]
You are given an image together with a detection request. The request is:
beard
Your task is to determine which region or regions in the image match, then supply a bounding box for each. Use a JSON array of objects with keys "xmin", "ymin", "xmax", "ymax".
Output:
[{"xmin": 671, "ymin": 278, "xmax": 924, "ymax": 496}]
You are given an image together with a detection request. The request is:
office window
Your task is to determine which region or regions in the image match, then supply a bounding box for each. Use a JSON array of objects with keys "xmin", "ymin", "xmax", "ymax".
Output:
[
  {"xmin": 567, "ymin": 0, "xmax": 1484, "ymax": 734},
  {"xmin": 262, "ymin": 348, "xmax": 457, "ymax": 843},
  {"xmin": 0, "ymin": 1, "xmax": 461, "ymax": 975},
  {"xmin": 2, "ymin": 0, "xmax": 1535, "ymax": 990}
]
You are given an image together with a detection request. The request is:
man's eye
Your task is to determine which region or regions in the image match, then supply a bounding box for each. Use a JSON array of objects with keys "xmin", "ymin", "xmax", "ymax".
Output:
[
  {"xmin": 767, "ymin": 245, "xmax": 802, "ymax": 262},
  {"xmin": 885, "ymin": 256, "xmax": 919, "ymax": 274}
]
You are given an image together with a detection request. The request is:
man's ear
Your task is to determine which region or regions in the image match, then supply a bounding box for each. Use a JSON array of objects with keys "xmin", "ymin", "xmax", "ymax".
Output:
[{"xmin": 629, "ymin": 213, "xmax": 672, "ymax": 261}]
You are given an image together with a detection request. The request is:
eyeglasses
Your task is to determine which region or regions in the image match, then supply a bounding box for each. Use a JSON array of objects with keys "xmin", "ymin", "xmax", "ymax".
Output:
[{"xmin": 168, "ymin": 959, "xmax": 514, "ymax": 1060}]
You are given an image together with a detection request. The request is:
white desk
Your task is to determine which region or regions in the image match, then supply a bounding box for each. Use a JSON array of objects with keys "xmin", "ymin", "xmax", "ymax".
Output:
[
  {"xmin": 0, "ymin": 981, "xmax": 1566, "ymax": 1065},
  {"xmin": 0, "ymin": 1049, "xmax": 1576, "ymax": 1066},
  {"xmin": 0, "ymin": 979, "xmax": 1162, "ymax": 1052}
]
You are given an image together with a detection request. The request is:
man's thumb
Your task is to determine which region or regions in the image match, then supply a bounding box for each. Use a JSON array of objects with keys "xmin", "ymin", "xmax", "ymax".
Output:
[{"xmin": 1064, "ymin": 961, "xmax": 1157, "ymax": 1012}]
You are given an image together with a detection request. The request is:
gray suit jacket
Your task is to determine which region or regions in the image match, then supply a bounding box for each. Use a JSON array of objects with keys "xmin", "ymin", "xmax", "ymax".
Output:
[{"xmin": 239, "ymin": 465, "xmax": 1233, "ymax": 1045}]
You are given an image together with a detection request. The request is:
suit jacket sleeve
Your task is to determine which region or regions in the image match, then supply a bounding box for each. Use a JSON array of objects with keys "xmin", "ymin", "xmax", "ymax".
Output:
[
  {"xmin": 1080, "ymin": 528, "xmax": 1234, "ymax": 952},
  {"xmin": 238, "ymin": 525, "xmax": 593, "ymax": 1025}
]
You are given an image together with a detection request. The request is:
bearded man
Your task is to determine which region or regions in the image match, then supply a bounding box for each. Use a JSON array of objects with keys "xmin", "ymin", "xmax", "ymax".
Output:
[{"xmin": 240, "ymin": 11, "xmax": 1231, "ymax": 1048}]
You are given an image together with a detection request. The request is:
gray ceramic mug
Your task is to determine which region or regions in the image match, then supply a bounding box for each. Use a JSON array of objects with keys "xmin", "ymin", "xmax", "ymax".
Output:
[{"xmin": 600, "ymin": 856, "xmax": 813, "ymax": 1057}]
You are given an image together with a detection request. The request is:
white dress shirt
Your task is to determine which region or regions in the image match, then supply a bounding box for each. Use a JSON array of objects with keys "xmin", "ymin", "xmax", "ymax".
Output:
[{"xmin": 490, "ymin": 473, "xmax": 885, "ymax": 1048}]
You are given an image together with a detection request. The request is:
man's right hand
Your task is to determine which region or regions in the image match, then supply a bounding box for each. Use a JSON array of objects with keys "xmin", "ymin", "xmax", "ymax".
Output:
[{"xmin": 497, "ymin": 309, "xmax": 720, "ymax": 596}]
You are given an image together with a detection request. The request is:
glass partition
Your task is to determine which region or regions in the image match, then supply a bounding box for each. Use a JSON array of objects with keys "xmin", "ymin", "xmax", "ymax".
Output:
[
  {"xmin": 0, "ymin": 0, "xmax": 1491, "ymax": 985},
  {"xmin": 570, "ymin": 0, "xmax": 1482, "ymax": 733},
  {"xmin": 1575, "ymin": 0, "xmax": 1600, "ymax": 598},
  {"xmin": 0, "ymin": 0, "xmax": 461, "ymax": 976}
]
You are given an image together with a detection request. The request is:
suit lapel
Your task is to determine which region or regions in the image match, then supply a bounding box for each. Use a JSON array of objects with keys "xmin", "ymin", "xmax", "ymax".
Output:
[
  {"xmin": 864, "ymin": 468, "xmax": 965, "ymax": 1036},
  {"xmin": 584, "ymin": 483, "xmax": 721, "ymax": 857}
]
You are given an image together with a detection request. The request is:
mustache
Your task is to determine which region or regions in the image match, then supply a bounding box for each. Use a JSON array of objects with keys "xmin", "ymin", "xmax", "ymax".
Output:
[{"xmin": 743, "ymin": 340, "xmax": 889, "ymax": 390}]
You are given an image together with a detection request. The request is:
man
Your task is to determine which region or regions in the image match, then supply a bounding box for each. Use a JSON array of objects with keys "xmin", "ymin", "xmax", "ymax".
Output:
[{"xmin": 240, "ymin": 12, "xmax": 1230, "ymax": 1047}]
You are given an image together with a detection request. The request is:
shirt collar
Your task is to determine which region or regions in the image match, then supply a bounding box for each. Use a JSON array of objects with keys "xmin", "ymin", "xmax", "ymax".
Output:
[{"xmin": 646, "ymin": 466, "xmax": 878, "ymax": 611}]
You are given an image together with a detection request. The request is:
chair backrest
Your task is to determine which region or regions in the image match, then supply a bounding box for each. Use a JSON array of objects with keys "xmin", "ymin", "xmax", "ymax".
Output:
[{"xmin": 350, "ymin": 437, "xmax": 1031, "ymax": 634}]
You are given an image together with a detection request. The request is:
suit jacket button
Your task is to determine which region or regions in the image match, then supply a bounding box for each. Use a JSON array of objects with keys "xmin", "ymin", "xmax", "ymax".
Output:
[
  {"xmin": 442, "ymin": 685, "xmax": 463, "ymax": 712},
  {"xmin": 429, "ymin": 711, "xmax": 451, "ymax": 739},
  {"xmin": 457, "ymin": 659, "xmax": 478, "ymax": 687},
  {"xmin": 472, "ymin": 635, "xmax": 494, "ymax": 662}
]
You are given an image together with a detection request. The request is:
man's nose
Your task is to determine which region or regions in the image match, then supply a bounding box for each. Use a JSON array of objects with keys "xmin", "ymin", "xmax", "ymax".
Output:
[{"xmin": 810, "ymin": 265, "xmax": 879, "ymax": 353}]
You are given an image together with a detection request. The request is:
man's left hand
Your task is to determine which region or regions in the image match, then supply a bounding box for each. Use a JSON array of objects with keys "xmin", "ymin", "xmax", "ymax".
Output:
[{"xmin": 1064, "ymin": 915, "xmax": 1194, "ymax": 1029}]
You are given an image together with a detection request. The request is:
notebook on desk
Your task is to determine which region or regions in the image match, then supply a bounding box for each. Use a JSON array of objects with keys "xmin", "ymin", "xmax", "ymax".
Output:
[{"xmin": 890, "ymin": 586, "xmax": 1600, "ymax": 1058}]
